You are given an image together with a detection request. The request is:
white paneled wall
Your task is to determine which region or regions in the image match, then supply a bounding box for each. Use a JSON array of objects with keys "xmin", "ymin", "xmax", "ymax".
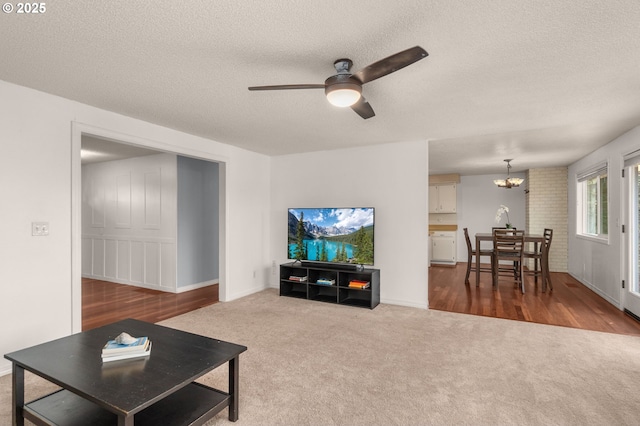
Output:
[{"xmin": 82, "ymin": 153, "xmax": 178, "ymax": 291}]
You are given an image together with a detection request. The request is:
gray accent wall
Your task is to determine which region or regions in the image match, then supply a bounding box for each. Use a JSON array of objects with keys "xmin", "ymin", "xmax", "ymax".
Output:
[{"xmin": 177, "ymin": 156, "xmax": 219, "ymax": 288}]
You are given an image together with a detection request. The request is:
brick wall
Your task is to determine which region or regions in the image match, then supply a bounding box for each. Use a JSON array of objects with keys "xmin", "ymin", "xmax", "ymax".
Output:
[{"xmin": 525, "ymin": 168, "xmax": 568, "ymax": 272}]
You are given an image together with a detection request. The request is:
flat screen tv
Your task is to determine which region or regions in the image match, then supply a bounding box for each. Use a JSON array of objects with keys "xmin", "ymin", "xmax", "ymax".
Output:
[{"xmin": 288, "ymin": 207, "xmax": 374, "ymax": 265}]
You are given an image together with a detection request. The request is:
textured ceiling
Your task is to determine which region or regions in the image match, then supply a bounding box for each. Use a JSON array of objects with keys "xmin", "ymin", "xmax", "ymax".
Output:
[{"xmin": 2, "ymin": 0, "xmax": 640, "ymax": 175}]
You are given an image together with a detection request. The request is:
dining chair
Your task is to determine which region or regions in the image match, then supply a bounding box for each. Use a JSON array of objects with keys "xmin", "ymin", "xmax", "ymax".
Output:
[
  {"xmin": 492, "ymin": 229, "xmax": 525, "ymax": 293},
  {"xmin": 463, "ymin": 228, "xmax": 494, "ymax": 286},
  {"xmin": 523, "ymin": 228, "xmax": 553, "ymax": 291}
]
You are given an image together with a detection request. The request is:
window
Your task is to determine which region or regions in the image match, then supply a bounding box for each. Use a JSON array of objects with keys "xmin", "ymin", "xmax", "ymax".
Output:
[{"xmin": 577, "ymin": 162, "xmax": 608, "ymax": 239}]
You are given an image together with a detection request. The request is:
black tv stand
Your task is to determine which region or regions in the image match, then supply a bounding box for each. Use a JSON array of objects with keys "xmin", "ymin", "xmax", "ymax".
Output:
[{"xmin": 280, "ymin": 262, "xmax": 380, "ymax": 309}]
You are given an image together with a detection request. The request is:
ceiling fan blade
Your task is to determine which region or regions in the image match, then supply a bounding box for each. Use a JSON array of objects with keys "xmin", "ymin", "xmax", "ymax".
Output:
[
  {"xmin": 353, "ymin": 46, "xmax": 428, "ymax": 84},
  {"xmin": 248, "ymin": 84, "xmax": 325, "ymax": 91},
  {"xmin": 351, "ymin": 97, "xmax": 375, "ymax": 119}
]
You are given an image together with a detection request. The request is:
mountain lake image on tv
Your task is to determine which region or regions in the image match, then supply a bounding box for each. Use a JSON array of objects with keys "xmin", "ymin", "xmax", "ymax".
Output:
[{"xmin": 288, "ymin": 208, "xmax": 374, "ymax": 265}]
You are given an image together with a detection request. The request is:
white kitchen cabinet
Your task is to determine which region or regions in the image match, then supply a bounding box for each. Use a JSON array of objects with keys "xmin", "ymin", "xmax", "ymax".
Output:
[
  {"xmin": 428, "ymin": 189, "xmax": 439, "ymax": 214},
  {"xmin": 429, "ymin": 183, "xmax": 456, "ymax": 213},
  {"xmin": 431, "ymin": 231, "xmax": 456, "ymax": 264}
]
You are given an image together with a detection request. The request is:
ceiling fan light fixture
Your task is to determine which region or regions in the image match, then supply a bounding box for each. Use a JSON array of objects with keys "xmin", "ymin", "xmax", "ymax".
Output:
[
  {"xmin": 248, "ymin": 46, "xmax": 428, "ymax": 118},
  {"xmin": 326, "ymin": 88, "xmax": 361, "ymax": 107},
  {"xmin": 324, "ymin": 75, "xmax": 362, "ymax": 107},
  {"xmin": 325, "ymin": 84, "xmax": 361, "ymax": 108}
]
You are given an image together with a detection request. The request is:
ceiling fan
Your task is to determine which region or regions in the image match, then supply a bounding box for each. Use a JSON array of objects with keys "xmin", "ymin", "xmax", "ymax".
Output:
[{"xmin": 248, "ymin": 46, "xmax": 428, "ymax": 119}]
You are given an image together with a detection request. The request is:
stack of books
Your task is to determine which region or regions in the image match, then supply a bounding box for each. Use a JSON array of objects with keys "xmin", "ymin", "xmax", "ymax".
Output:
[
  {"xmin": 289, "ymin": 275, "xmax": 308, "ymax": 282},
  {"xmin": 348, "ymin": 279, "xmax": 370, "ymax": 289},
  {"xmin": 316, "ymin": 278, "xmax": 335, "ymax": 286},
  {"xmin": 102, "ymin": 335, "xmax": 152, "ymax": 362}
]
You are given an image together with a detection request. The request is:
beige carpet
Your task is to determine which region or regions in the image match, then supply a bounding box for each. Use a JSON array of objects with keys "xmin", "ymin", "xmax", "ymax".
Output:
[{"xmin": 2, "ymin": 288, "xmax": 640, "ymax": 425}]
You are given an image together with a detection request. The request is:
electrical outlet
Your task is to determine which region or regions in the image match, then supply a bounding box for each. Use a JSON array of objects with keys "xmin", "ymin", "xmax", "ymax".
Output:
[{"xmin": 32, "ymin": 222, "xmax": 49, "ymax": 236}]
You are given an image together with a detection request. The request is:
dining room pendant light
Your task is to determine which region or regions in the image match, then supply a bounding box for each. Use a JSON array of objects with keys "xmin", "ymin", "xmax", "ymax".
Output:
[{"xmin": 494, "ymin": 159, "xmax": 524, "ymax": 189}]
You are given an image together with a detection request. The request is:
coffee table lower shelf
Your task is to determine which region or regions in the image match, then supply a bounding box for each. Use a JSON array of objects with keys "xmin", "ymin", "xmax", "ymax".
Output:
[{"xmin": 24, "ymin": 381, "xmax": 229, "ymax": 426}]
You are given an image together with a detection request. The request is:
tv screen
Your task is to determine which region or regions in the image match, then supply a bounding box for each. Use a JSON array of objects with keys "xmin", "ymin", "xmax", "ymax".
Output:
[{"xmin": 288, "ymin": 208, "xmax": 374, "ymax": 265}]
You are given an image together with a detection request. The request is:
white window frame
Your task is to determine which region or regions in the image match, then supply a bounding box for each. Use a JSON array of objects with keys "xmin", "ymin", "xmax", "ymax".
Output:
[{"xmin": 576, "ymin": 161, "xmax": 608, "ymax": 241}]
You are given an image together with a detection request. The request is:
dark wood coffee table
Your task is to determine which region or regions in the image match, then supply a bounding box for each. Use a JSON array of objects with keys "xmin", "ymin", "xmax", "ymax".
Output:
[{"xmin": 4, "ymin": 318, "xmax": 247, "ymax": 426}]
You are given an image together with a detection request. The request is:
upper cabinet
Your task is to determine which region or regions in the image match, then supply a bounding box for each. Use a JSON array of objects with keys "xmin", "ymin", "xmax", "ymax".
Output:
[{"xmin": 429, "ymin": 183, "xmax": 457, "ymax": 213}]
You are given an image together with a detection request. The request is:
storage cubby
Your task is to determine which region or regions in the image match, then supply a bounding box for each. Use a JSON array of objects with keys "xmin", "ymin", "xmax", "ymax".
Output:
[
  {"xmin": 280, "ymin": 262, "xmax": 380, "ymax": 309},
  {"xmin": 308, "ymin": 283, "xmax": 338, "ymax": 303},
  {"xmin": 280, "ymin": 280, "xmax": 307, "ymax": 299},
  {"xmin": 308, "ymin": 268, "xmax": 338, "ymax": 285},
  {"xmin": 279, "ymin": 265, "xmax": 309, "ymax": 299}
]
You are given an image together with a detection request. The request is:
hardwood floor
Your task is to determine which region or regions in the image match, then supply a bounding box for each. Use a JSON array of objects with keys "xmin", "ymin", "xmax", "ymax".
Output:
[
  {"xmin": 84, "ymin": 268, "xmax": 640, "ymax": 337},
  {"xmin": 82, "ymin": 278, "xmax": 219, "ymax": 331},
  {"xmin": 429, "ymin": 262, "xmax": 640, "ymax": 336}
]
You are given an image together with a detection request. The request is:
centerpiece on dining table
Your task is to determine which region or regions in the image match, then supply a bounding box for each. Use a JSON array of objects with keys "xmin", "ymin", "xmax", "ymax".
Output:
[{"xmin": 495, "ymin": 204, "xmax": 512, "ymax": 228}]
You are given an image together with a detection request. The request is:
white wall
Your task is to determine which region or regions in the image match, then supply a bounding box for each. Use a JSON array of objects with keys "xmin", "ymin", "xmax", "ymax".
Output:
[
  {"xmin": 82, "ymin": 153, "xmax": 178, "ymax": 291},
  {"xmin": 270, "ymin": 141, "xmax": 429, "ymax": 309},
  {"xmin": 568, "ymin": 125, "xmax": 640, "ymax": 307},
  {"xmin": 455, "ymin": 173, "xmax": 526, "ymax": 261},
  {"xmin": 0, "ymin": 80, "xmax": 271, "ymax": 375}
]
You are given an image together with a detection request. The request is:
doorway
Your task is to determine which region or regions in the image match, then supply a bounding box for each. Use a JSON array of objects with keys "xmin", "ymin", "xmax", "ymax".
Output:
[{"xmin": 71, "ymin": 122, "xmax": 228, "ymax": 333}]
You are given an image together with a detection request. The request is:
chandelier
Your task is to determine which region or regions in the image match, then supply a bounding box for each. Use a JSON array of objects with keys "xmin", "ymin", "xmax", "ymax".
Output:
[{"xmin": 494, "ymin": 159, "xmax": 524, "ymax": 188}]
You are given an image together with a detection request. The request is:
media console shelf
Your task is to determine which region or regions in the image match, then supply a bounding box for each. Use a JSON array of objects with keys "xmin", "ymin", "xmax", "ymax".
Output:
[{"xmin": 280, "ymin": 262, "xmax": 380, "ymax": 309}]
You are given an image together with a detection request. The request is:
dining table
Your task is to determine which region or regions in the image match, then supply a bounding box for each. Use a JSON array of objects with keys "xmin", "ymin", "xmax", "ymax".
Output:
[{"xmin": 474, "ymin": 232, "xmax": 549, "ymax": 292}]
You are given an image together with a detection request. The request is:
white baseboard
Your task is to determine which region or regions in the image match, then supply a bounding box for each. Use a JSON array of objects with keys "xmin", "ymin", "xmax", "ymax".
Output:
[
  {"xmin": 568, "ymin": 273, "xmax": 622, "ymax": 309},
  {"xmin": 82, "ymin": 275, "xmax": 220, "ymax": 294},
  {"xmin": 225, "ymin": 284, "xmax": 271, "ymax": 302},
  {"xmin": 176, "ymin": 279, "xmax": 219, "ymax": 293},
  {"xmin": 0, "ymin": 363, "xmax": 11, "ymax": 377},
  {"xmin": 382, "ymin": 297, "xmax": 429, "ymax": 310},
  {"xmin": 82, "ymin": 274, "xmax": 177, "ymax": 293}
]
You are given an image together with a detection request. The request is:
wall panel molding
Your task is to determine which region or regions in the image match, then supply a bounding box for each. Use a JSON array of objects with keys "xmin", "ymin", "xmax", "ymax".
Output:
[
  {"xmin": 116, "ymin": 172, "xmax": 132, "ymax": 228},
  {"xmin": 83, "ymin": 237, "xmax": 176, "ymax": 291},
  {"xmin": 144, "ymin": 169, "xmax": 161, "ymax": 229},
  {"xmin": 82, "ymin": 153, "xmax": 177, "ymax": 292}
]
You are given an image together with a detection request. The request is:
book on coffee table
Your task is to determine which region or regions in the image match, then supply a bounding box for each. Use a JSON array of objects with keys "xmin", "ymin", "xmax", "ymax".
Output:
[
  {"xmin": 102, "ymin": 336, "xmax": 149, "ymax": 355},
  {"xmin": 102, "ymin": 341, "xmax": 152, "ymax": 362}
]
